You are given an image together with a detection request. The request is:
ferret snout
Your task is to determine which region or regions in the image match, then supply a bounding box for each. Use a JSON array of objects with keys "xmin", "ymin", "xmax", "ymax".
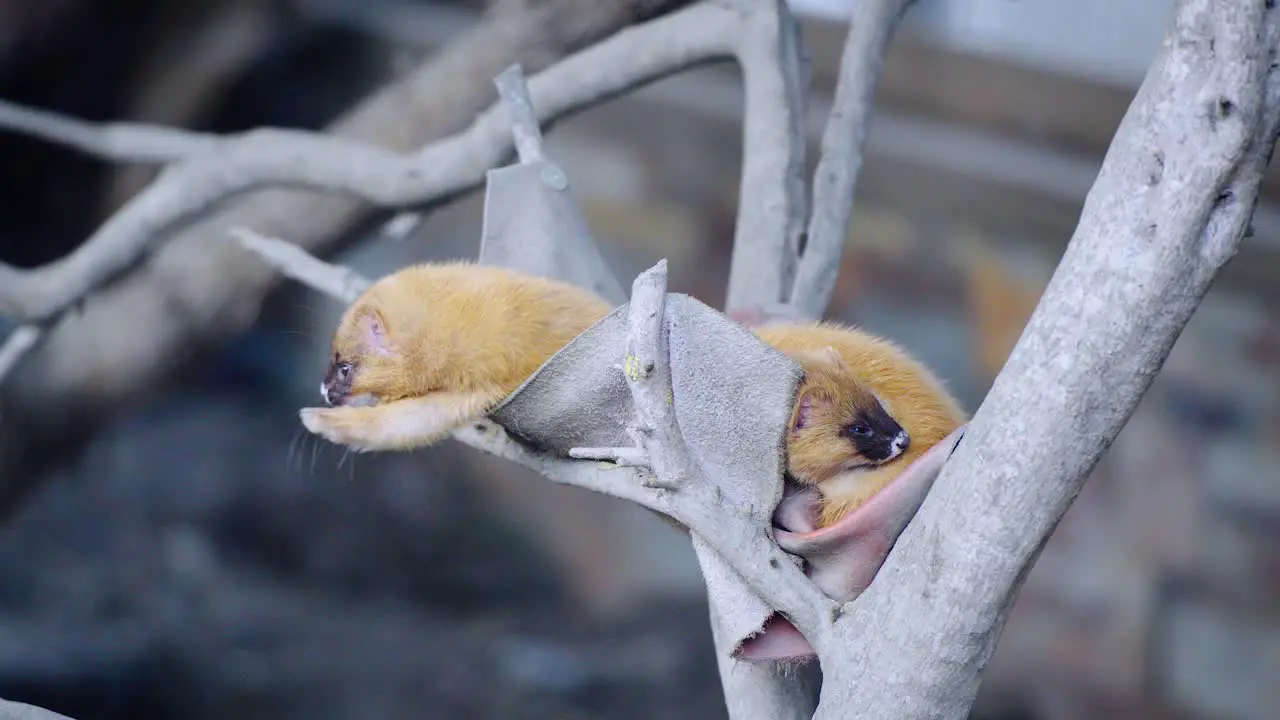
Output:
[
  {"xmin": 890, "ymin": 429, "xmax": 910, "ymax": 456},
  {"xmin": 321, "ymin": 381, "xmax": 333, "ymax": 406}
]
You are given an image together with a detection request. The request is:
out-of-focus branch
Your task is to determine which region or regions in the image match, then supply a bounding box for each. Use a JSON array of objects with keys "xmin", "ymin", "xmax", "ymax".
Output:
[
  {"xmin": 231, "ymin": 228, "xmax": 371, "ymax": 302},
  {"xmin": 0, "ymin": 698, "xmax": 75, "ymax": 720},
  {"xmin": 0, "ymin": 0, "xmax": 700, "ymax": 513},
  {"xmin": 0, "ymin": 99, "xmax": 217, "ymax": 162},
  {"xmin": 723, "ymin": 0, "xmax": 809, "ymax": 314},
  {"xmin": 818, "ymin": 2, "xmax": 1280, "ymax": 718},
  {"xmin": 0, "ymin": 126, "xmax": 469, "ymax": 324},
  {"xmin": 0, "ymin": 326, "xmax": 40, "ymax": 385},
  {"xmin": 789, "ymin": 0, "xmax": 916, "ymax": 319}
]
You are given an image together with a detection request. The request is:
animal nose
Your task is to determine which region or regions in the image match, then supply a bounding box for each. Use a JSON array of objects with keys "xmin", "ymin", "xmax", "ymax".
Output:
[
  {"xmin": 321, "ymin": 381, "xmax": 333, "ymax": 406},
  {"xmin": 891, "ymin": 430, "xmax": 910, "ymax": 453}
]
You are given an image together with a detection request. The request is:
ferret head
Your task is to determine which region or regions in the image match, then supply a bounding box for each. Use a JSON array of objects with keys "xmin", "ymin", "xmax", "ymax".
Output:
[
  {"xmin": 321, "ymin": 281, "xmax": 409, "ymax": 407},
  {"xmin": 785, "ymin": 346, "xmax": 910, "ymax": 483}
]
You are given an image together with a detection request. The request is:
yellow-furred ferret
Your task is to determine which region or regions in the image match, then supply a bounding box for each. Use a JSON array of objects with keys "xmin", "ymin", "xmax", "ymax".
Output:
[
  {"xmin": 754, "ymin": 322, "xmax": 968, "ymax": 527},
  {"xmin": 301, "ymin": 261, "xmax": 613, "ymax": 452}
]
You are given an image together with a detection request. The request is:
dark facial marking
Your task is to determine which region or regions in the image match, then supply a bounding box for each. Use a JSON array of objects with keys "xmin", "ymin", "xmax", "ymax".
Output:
[
  {"xmin": 844, "ymin": 404, "xmax": 909, "ymax": 463},
  {"xmin": 322, "ymin": 353, "xmax": 356, "ymax": 406}
]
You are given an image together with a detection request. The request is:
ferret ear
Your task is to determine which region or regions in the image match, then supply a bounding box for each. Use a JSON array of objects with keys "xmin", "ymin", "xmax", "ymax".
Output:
[
  {"xmin": 791, "ymin": 390, "xmax": 813, "ymax": 433},
  {"xmin": 790, "ymin": 383, "xmax": 829, "ymax": 434},
  {"xmin": 358, "ymin": 307, "xmax": 394, "ymax": 355}
]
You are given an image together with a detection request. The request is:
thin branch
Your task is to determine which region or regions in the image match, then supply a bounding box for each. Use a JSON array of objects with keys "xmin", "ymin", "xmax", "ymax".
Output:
[
  {"xmin": 0, "ymin": 98, "xmax": 218, "ymax": 163},
  {"xmin": 493, "ymin": 65, "xmax": 547, "ymax": 164},
  {"xmin": 232, "ymin": 228, "xmax": 371, "ymax": 303},
  {"xmin": 0, "ymin": 326, "xmax": 41, "ymax": 385},
  {"xmin": 453, "ymin": 422, "xmax": 669, "ymax": 510},
  {"xmin": 377, "ymin": 211, "xmax": 424, "ymax": 240},
  {"xmin": 820, "ymin": 2, "xmax": 1280, "ymax": 717},
  {"xmin": 565, "ymin": 445, "xmax": 650, "ymax": 466},
  {"xmin": 724, "ymin": 0, "xmax": 809, "ymax": 314},
  {"xmin": 616, "ymin": 260, "xmax": 688, "ymax": 490},
  {"xmin": 0, "ymin": 127, "xmax": 449, "ymax": 324},
  {"xmin": 789, "ymin": 0, "xmax": 916, "ymax": 320}
]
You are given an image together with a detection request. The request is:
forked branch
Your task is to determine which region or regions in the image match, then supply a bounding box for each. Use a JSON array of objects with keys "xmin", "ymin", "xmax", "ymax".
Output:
[{"xmin": 819, "ymin": 1, "xmax": 1280, "ymax": 717}]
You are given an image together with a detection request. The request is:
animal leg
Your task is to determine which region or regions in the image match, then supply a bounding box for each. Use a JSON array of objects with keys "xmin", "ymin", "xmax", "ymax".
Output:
[{"xmin": 300, "ymin": 389, "xmax": 500, "ymax": 452}]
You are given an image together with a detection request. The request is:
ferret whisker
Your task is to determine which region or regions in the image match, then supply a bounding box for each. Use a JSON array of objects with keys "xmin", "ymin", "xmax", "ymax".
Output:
[
  {"xmin": 287, "ymin": 427, "xmax": 304, "ymax": 476},
  {"xmin": 309, "ymin": 433, "xmax": 321, "ymax": 476}
]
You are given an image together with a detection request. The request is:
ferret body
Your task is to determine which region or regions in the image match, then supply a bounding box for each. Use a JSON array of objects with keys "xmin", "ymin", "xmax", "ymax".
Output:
[
  {"xmin": 754, "ymin": 322, "xmax": 968, "ymax": 527},
  {"xmin": 302, "ymin": 261, "xmax": 613, "ymax": 452}
]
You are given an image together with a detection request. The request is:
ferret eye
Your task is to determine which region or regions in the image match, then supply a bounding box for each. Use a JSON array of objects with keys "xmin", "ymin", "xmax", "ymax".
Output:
[
  {"xmin": 849, "ymin": 425, "xmax": 871, "ymax": 436},
  {"xmin": 338, "ymin": 362, "xmax": 352, "ymax": 377}
]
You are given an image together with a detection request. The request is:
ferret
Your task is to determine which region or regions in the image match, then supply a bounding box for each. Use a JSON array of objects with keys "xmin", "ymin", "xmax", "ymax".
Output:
[
  {"xmin": 754, "ymin": 322, "xmax": 968, "ymax": 527},
  {"xmin": 300, "ymin": 261, "xmax": 613, "ymax": 452}
]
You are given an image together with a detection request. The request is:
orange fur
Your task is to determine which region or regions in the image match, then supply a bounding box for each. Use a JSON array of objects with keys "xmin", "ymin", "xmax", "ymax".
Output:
[
  {"xmin": 302, "ymin": 261, "xmax": 613, "ymax": 452},
  {"xmin": 754, "ymin": 321, "xmax": 968, "ymax": 527}
]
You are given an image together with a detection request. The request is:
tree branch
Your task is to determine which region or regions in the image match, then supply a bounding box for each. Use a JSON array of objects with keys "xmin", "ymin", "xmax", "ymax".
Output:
[
  {"xmin": 0, "ymin": 326, "xmax": 41, "ymax": 385},
  {"xmin": 789, "ymin": 0, "xmax": 915, "ymax": 319},
  {"xmin": 493, "ymin": 64, "xmax": 548, "ymax": 165},
  {"xmin": 615, "ymin": 260, "xmax": 689, "ymax": 490},
  {"xmin": 0, "ymin": 98, "xmax": 217, "ymax": 163},
  {"xmin": 0, "ymin": 127, "xmax": 449, "ymax": 324},
  {"xmin": 821, "ymin": 2, "xmax": 1280, "ymax": 717},
  {"xmin": 723, "ymin": 0, "xmax": 810, "ymax": 314}
]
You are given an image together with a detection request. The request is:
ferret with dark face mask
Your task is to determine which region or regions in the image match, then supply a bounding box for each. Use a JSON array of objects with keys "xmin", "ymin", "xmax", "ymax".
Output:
[{"xmin": 754, "ymin": 322, "xmax": 968, "ymax": 528}]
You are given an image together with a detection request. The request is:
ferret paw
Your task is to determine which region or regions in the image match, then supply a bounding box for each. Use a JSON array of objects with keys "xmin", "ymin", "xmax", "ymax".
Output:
[{"xmin": 299, "ymin": 407, "xmax": 376, "ymax": 453}]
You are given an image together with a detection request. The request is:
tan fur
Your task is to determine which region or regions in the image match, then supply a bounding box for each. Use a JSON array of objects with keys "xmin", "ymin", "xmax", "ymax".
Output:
[
  {"xmin": 754, "ymin": 321, "xmax": 968, "ymax": 527},
  {"xmin": 303, "ymin": 261, "xmax": 613, "ymax": 452}
]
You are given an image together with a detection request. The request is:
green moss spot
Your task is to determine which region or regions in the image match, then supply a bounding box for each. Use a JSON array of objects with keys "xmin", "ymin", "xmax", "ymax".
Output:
[{"xmin": 624, "ymin": 354, "xmax": 644, "ymax": 380}]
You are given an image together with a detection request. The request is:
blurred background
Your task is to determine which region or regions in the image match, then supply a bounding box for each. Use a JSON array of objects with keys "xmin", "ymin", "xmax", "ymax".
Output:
[{"xmin": 0, "ymin": 0, "xmax": 1276, "ymax": 718}]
